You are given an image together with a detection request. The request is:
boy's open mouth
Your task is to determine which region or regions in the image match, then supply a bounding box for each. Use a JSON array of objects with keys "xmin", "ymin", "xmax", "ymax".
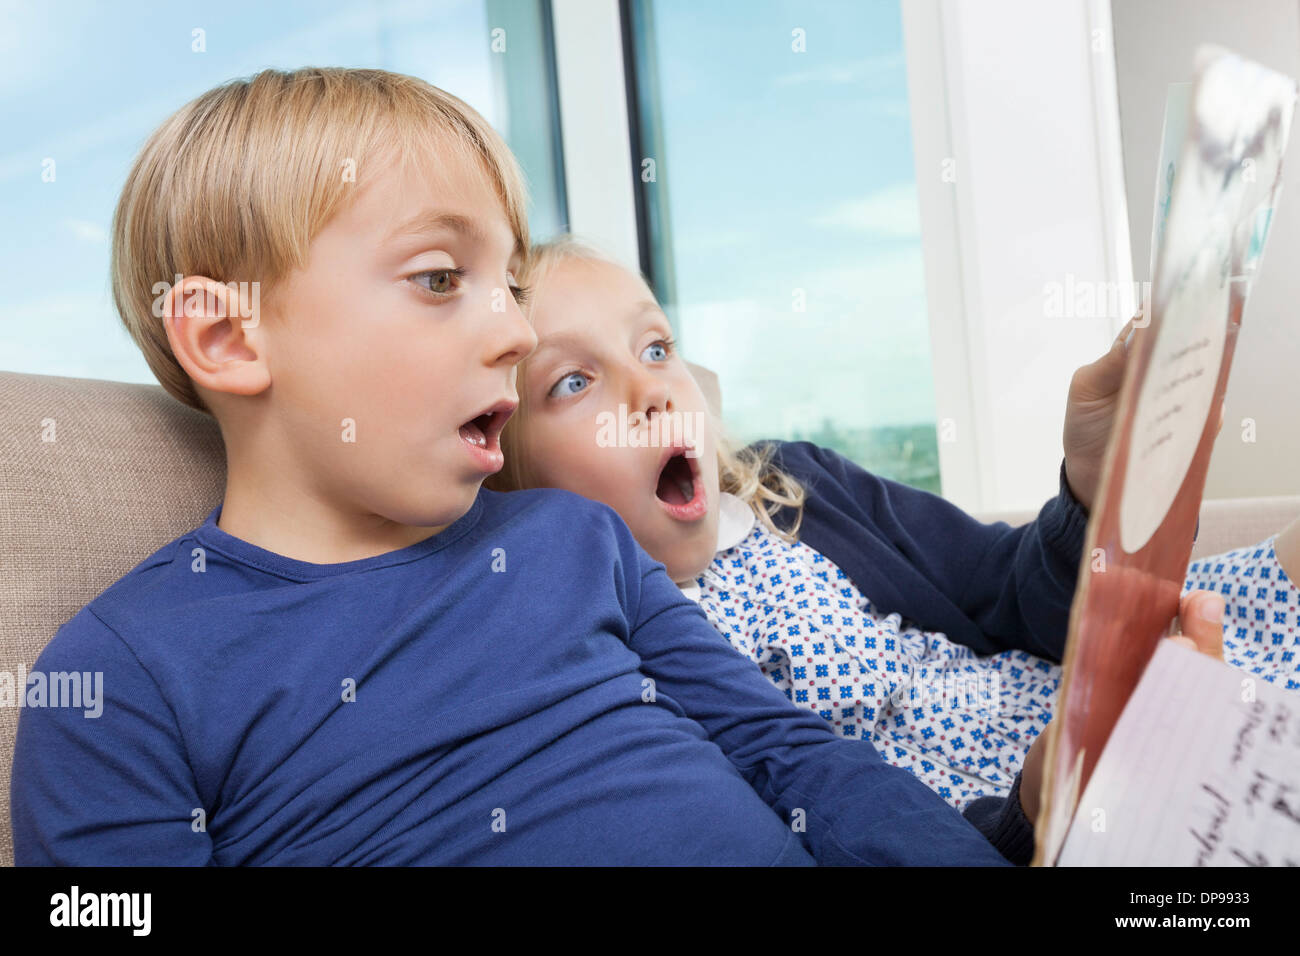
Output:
[
  {"xmin": 654, "ymin": 446, "xmax": 706, "ymax": 521},
  {"xmin": 458, "ymin": 399, "xmax": 515, "ymax": 472}
]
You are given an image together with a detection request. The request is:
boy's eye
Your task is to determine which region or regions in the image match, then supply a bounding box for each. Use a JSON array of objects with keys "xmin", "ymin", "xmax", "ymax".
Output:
[
  {"xmin": 505, "ymin": 271, "xmax": 530, "ymax": 305},
  {"xmin": 549, "ymin": 371, "xmax": 591, "ymax": 398},
  {"xmin": 411, "ymin": 268, "xmax": 464, "ymax": 296}
]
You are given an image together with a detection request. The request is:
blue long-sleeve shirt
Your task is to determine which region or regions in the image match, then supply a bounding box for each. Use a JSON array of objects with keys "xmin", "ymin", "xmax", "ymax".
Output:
[{"xmin": 12, "ymin": 486, "xmax": 1016, "ymax": 866}]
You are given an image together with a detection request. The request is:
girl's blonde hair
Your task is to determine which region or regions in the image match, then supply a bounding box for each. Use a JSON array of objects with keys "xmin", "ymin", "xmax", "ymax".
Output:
[
  {"xmin": 488, "ymin": 236, "xmax": 807, "ymax": 541},
  {"xmin": 111, "ymin": 67, "xmax": 530, "ymax": 414}
]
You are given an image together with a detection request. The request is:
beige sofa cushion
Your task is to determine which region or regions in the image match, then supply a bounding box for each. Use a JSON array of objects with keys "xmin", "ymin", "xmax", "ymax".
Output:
[
  {"xmin": 2, "ymin": 368, "xmax": 1296, "ymax": 866},
  {"xmin": 1, "ymin": 371, "xmax": 225, "ymax": 867}
]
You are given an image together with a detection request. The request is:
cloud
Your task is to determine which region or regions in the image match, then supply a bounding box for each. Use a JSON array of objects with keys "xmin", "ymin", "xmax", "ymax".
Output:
[
  {"xmin": 66, "ymin": 218, "xmax": 107, "ymax": 243},
  {"xmin": 773, "ymin": 52, "xmax": 906, "ymax": 88},
  {"xmin": 0, "ymin": 0, "xmax": 45, "ymax": 92},
  {"xmin": 810, "ymin": 183, "xmax": 921, "ymax": 239},
  {"xmin": 0, "ymin": 289, "xmax": 152, "ymax": 383},
  {"xmin": 670, "ymin": 229, "xmax": 754, "ymax": 258},
  {"xmin": 0, "ymin": 0, "xmax": 499, "ymax": 185}
]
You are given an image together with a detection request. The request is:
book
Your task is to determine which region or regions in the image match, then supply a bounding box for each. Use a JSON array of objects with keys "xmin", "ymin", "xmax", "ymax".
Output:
[
  {"xmin": 1032, "ymin": 45, "xmax": 1297, "ymax": 867},
  {"xmin": 1056, "ymin": 639, "xmax": 1300, "ymax": 866}
]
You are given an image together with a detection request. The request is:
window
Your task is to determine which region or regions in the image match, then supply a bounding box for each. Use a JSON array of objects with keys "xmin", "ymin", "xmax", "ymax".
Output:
[
  {"xmin": 624, "ymin": 0, "xmax": 940, "ymax": 492},
  {"xmin": 0, "ymin": 0, "xmax": 566, "ymax": 386}
]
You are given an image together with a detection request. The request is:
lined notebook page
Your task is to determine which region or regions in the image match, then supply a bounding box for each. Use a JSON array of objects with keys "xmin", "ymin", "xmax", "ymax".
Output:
[{"xmin": 1058, "ymin": 639, "xmax": 1300, "ymax": 866}]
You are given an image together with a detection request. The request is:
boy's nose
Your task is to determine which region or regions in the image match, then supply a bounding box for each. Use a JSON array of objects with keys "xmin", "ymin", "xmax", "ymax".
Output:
[{"xmin": 488, "ymin": 301, "xmax": 538, "ymax": 370}]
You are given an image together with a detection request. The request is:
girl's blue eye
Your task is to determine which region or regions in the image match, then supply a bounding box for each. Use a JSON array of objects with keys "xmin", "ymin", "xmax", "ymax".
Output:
[
  {"xmin": 642, "ymin": 340, "xmax": 671, "ymax": 362},
  {"xmin": 549, "ymin": 371, "xmax": 590, "ymax": 398}
]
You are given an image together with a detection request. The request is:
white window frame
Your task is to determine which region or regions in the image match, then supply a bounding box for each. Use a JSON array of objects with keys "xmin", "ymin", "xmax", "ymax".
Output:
[{"xmin": 549, "ymin": 0, "xmax": 640, "ymax": 270}]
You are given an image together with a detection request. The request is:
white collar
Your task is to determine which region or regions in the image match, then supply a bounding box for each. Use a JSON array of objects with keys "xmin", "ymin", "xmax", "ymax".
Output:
[
  {"xmin": 715, "ymin": 491, "xmax": 757, "ymax": 552},
  {"xmin": 677, "ymin": 492, "xmax": 755, "ymax": 602}
]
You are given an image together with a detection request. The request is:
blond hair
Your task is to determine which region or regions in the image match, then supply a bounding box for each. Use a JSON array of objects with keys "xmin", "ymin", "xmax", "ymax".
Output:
[
  {"xmin": 488, "ymin": 236, "xmax": 807, "ymax": 541},
  {"xmin": 111, "ymin": 67, "xmax": 530, "ymax": 414}
]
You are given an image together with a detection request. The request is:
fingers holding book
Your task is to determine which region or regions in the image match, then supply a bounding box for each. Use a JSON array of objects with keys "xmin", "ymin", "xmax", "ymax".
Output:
[{"xmin": 1167, "ymin": 589, "xmax": 1226, "ymax": 661}]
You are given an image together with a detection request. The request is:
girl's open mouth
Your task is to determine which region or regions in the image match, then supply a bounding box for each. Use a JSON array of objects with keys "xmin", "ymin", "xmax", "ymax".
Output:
[{"xmin": 654, "ymin": 447, "xmax": 707, "ymax": 521}]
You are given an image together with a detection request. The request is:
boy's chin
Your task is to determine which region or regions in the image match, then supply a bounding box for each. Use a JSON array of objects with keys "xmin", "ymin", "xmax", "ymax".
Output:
[{"xmin": 385, "ymin": 482, "xmax": 482, "ymax": 531}]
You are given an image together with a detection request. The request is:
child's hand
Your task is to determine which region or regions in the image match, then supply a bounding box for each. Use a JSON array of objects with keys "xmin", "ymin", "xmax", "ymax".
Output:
[
  {"xmin": 1062, "ymin": 313, "xmax": 1226, "ymax": 512},
  {"xmin": 1018, "ymin": 589, "xmax": 1226, "ymax": 827},
  {"xmin": 1061, "ymin": 315, "xmax": 1142, "ymax": 512}
]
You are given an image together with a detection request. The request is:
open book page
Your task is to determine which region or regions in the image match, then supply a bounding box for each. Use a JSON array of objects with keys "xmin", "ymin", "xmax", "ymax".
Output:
[
  {"xmin": 1058, "ymin": 639, "xmax": 1300, "ymax": 866},
  {"xmin": 1033, "ymin": 46, "xmax": 1297, "ymax": 866}
]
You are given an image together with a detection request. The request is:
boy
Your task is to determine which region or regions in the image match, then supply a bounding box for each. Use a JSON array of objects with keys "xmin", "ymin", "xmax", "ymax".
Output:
[{"xmin": 8, "ymin": 67, "xmax": 1217, "ymax": 865}]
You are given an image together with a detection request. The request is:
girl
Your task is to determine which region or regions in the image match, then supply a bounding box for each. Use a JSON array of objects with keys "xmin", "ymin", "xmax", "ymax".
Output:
[{"xmin": 488, "ymin": 236, "xmax": 1299, "ymax": 811}]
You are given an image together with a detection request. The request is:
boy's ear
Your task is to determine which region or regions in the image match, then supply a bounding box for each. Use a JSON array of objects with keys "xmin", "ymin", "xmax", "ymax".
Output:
[{"xmin": 162, "ymin": 275, "xmax": 271, "ymax": 400}]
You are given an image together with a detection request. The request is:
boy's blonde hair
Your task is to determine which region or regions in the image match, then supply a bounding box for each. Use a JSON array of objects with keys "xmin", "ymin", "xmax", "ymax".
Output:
[
  {"xmin": 111, "ymin": 67, "xmax": 530, "ymax": 415},
  {"xmin": 489, "ymin": 236, "xmax": 807, "ymax": 542}
]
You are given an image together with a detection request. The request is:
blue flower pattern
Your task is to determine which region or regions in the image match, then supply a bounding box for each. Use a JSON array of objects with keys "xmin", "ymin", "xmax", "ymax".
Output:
[{"xmin": 695, "ymin": 524, "xmax": 1300, "ymax": 811}]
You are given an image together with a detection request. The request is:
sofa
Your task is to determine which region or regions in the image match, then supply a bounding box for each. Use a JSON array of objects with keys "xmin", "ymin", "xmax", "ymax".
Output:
[{"xmin": 2, "ymin": 367, "xmax": 1297, "ymax": 866}]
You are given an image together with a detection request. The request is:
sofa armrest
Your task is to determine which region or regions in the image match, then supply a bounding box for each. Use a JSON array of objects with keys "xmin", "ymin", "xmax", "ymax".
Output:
[{"xmin": 974, "ymin": 495, "xmax": 1300, "ymax": 561}]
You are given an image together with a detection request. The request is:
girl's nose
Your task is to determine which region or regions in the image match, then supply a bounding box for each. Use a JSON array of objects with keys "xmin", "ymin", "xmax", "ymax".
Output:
[{"xmin": 633, "ymin": 369, "xmax": 671, "ymax": 420}]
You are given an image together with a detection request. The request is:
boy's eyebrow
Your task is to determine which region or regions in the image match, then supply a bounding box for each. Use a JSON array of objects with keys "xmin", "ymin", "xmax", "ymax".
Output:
[{"xmin": 384, "ymin": 209, "xmax": 491, "ymax": 246}]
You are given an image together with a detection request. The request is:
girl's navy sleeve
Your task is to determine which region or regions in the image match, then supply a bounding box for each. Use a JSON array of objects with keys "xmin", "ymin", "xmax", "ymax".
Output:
[
  {"xmin": 961, "ymin": 773, "xmax": 1036, "ymax": 865},
  {"xmin": 767, "ymin": 441, "xmax": 1090, "ymax": 662}
]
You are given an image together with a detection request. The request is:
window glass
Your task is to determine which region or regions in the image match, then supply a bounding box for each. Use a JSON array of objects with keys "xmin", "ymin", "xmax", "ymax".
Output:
[{"xmin": 625, "ymin": 0, "xmax": 939, "ymax": 491}]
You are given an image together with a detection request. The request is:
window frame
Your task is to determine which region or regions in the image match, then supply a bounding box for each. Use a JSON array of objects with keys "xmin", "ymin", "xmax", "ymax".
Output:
[{"xmin": 547, "ymin": 0, "xmax": 641, "ymax": 269}]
